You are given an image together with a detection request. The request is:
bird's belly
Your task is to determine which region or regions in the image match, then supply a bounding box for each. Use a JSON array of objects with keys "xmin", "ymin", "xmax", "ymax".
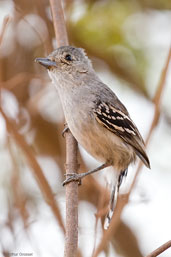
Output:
[{"xmin": 67, "ymin": 117, "xmax": 135, "ymax": 172}]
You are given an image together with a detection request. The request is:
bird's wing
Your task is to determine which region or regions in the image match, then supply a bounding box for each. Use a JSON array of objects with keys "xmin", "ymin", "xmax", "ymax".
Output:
[{"xmin": 94, "ymin": 101, "xmax": 150, "ymax": 168}]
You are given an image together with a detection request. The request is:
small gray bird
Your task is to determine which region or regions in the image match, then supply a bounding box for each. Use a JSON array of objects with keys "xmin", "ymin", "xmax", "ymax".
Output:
[{"xmin": 36, "ymin": 46, "xmax": 150, "ymax": 222}]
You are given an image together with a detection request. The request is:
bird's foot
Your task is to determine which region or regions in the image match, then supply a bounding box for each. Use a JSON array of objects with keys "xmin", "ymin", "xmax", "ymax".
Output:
[
  {"xmin": 63, "ymin": 163, "xmax": 110, "ymax": 186},
  {"xmin": 62, "ymin": 123, "xmax": 69, "ymax": 137},
  {"xmin": 62, "ymin": 173, "xmax": 83, "ymax": 186}
]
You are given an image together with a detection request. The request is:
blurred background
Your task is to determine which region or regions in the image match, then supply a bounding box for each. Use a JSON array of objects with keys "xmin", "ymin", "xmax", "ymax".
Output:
[{"xmin": 0, "ymin": 0, "xmax": 171, "ymax": 256}]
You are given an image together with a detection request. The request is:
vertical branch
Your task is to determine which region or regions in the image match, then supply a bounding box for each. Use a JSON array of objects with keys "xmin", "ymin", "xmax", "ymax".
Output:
[
  {"xmin": 49, "ymin": 0, "xmax": 68, "ymax": 46},
  {"xmin": 0, "ymin": 16, "xmax": 10, "ymax": 45},
  {"xmin": 49, "ymin": 1, "xmax": 79, "ymax": 257},
  {"xmin": 0, "ymin": 16, "xmax": 10, "ymax": 87},
  {"xmin": 65, "ymin": 131, "xmax": 79, "ymax": 257}
]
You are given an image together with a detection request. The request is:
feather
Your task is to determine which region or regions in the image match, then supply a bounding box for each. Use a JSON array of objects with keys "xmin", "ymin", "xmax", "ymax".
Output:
[{"xmin": 94, "ymin": 101, "xmax": 150, "ymax": 168}]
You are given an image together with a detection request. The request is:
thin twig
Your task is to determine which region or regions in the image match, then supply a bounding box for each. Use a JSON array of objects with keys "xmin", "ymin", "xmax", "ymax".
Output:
[
  {"xmin": 49, "ymin": 1, "xmax": 79, "ymax": 257},
  {"xmin": 0, "ymin": 107, "xmax": 65, "ymax": 233},
  {"xmin": 49, "ymin": 0, "xmax": 68, "ymax": 46},
  {"xmin": 0, "ymin": 16, "xmax": 10, "ymax": 45},
  {"xmin": 129, "ymin": 46, "xmax": 171, "ymax": 193},
  {"xmin": 92, "ymin": 46, "xmax": 171, "ymax": 257},
  {"xmin": 0, "ymin": 72, "xmax": 44, "ymax": 89},
  {"xmin": 146, "ymin": 240, "xmax": 171, "ymax": 257},
  {"xmin": 0, "ymin": 16, "xmax": 10, "ymax": 88},
  {"xmin": 92, "ymin": 195, "xmax": 129, "ymax": 257},
  {"xmin": 64, "ymin": 131, "xmax": 79, "ymax": 257}
]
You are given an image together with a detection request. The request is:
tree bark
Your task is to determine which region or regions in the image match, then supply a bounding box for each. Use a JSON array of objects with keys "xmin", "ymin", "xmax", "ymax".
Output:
[{"xmin": 49, "ymin": 1, "xmax": 79, "ymax": 256}]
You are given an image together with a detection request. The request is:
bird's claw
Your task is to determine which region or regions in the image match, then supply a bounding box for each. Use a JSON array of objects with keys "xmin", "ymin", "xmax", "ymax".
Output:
[
  {"xmin": 62, "ymin": 124, "xmax": 69, "ymax": 137},
  {"xmin": 62, "ymin": 173, "xmax": 82, "ymax": 186}
]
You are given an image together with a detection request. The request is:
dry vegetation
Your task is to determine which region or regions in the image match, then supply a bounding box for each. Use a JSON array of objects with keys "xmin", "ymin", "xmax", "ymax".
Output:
[{"xmin": 0, "ymin": 0, "xmax": 171, "ymax": 257}]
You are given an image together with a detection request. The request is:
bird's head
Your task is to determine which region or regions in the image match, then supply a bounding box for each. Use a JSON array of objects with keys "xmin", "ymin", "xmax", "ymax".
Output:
[{"xmin": 35, "ymin": 46, "xmax": 92, "ymax": 80}]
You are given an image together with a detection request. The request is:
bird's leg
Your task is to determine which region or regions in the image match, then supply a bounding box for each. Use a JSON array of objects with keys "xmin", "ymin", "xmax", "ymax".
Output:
[
  {"xmin": 62, "ymin": 163, "xmax": 110, "ymax": 186},
  {"xmin": 62, "ymin": 123, "xmax": 70, "ymax": 137}
]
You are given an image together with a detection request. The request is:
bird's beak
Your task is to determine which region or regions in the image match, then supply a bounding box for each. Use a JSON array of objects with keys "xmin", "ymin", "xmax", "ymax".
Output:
[{"xmin": 35, "ymin": 58, "xmax": 57, "ymax": 69}]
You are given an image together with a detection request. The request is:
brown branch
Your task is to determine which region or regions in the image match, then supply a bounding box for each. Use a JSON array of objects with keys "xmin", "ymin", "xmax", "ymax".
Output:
[
  {"xmin": 49, "ymin": 0, "xmax": 68, "ymax": 46},
  {"xmin": 64, "ymin": 131, "xmax": 79, "ymax": 257},
  {"xmin": 129, "ymin": 46, "xmax": 171, "ymax": 193},
  {"xmin": 49, "ymin": 1, "xmax": 79, "ymax": 257},
  {"xmin": 0, "ymin": 16, "xmax": 10, "ymax": 84},
  {"xmin": 0, "ymin": 72, "xmax": 44, "ymax": 89},
  {"xmin": 92, "ymin": 46, "xmax": 171, "ymax": 257},
  {"xmin": 146, "ymin": 240, "xmax": 171, "ymax": 257},
  {"xmin": 0, "ymin": 16, "xmax": 10, "ymax": 45},
  {"xmin": 146, "ymin": 46, "xmax": 171, "ymax": 145},
  {"xmin": 92, "ymin": 195, "xmax": 129, "ymax": 257},
  {"xmin": 0, "ymin": 108, "xmax": 65, "ymax": 233}
]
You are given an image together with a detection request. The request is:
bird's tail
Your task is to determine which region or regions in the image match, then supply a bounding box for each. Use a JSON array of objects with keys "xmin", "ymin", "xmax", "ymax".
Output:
[
  {"xmin": 104, "ymin": 169, "xmax": 128, "ymax": 229},
  {"xmin": 104, "ymin": 184, "xmax": 117, "ymax": 229},
  {"xmin": 134, "ymin": 148, "xmax": 151, "ymax": 169}
]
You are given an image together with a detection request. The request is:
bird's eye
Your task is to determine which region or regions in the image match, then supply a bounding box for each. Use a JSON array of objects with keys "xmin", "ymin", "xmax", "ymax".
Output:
[{"xmin": 65, "ymin": 54, "xmax": 72, "ymax": 61}]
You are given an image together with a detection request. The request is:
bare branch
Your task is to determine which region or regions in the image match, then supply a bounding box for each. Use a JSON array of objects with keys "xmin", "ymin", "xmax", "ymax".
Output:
[
  {"xmin": 48, "ymin": 1, "xmax": 79, "ymax": 257},
  {"xmin": 49, "ymin": 0, "xmax": 68, "ymax": 46},
  {"xmin": 0, "ymin": 16, "xmax": 10, "ymax": 45},
  {"xmin": 129, "ymin": 46, "xmax": 171, "ymax": 193},
  {"xmin": 0, "ymin": 16, "xmax": 10, "ymax": 85},
  {"xmin": 146, "ymin": 240, "xmax": 171, "ymax": 257},
  {"xmin": 0, "ymin": 72, "xmax": 43, "ymax": 89},
  {"xmin": 0, "ymin": 107, "xmax": 65, "ymax": 232},
  {"xmin": 92, "ymin": 46, "xmax": 171, "ymax": 257},
  {"xmin": 64, "ymin": 131, "xmax": 79, "ymax": 257}
]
